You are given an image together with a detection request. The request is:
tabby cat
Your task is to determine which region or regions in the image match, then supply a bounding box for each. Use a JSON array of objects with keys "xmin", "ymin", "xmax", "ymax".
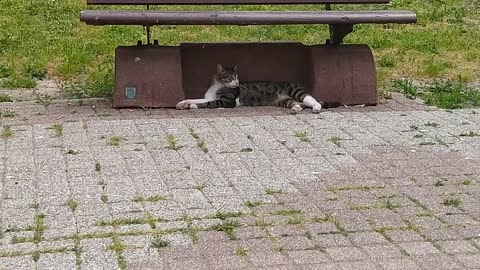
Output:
[{"xmin": 176, "ymin": 64, "xmax": 325, "ymax": 114}]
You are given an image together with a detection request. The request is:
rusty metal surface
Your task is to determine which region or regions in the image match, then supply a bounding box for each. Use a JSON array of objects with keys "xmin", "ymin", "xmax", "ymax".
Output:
[
  {"xmin": 87, "ymin": 0, "xmax": 390, "ymax": 5},
  {"xmin": 81, "ymin": 10, "xmax": 417, "ymax": 26},
  {"xmin": 112, "ymin": 43, "xmax": 377, "ymax": 108},
  {"xmin": 113, "ymin": 46, "xmax": 184, "ymax": 108},
  {"xmin": 310, "ymin": 44, "xmax": 377, "ymax": 106}
]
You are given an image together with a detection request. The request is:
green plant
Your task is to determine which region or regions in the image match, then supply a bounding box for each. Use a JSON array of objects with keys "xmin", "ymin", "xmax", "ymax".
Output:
[
  {"xmin": 151, "ymin": 238, "xmax": 169, "ymax": 248},
  {"xmin": 384, "ymin": 200, "xmax": 400, "ymax": 210},
  {"xmin": 0, "ymin": 94, "xmax": 13, "ymax": 102},
  {"xmin": 108, "ymin": 136, "xmax": 123, "ymax": 146},
  {"xmin": 294, "ymin": 131, "xmax": 311, "ymax": 143},
  {"xmin": 95, "ymin": 162, "xmax": 101, "ymax": 172},
  {"xmin": 327, "ymin": 136, "xmax": 342, "ymax": 147},
  {"xmin": 210, "ymin": 220, "xmax": 240, "ymax": 240},
  {"xmin": 243, "ymin": 200, "xmax": 263, "ymax": 209},
  {"xmin": 265, "ymin": 188, "xmax": 283, "ymax": 195},
  {"xmin": 66, "ymin": 198, "xmax": 78, "ymax": 212},
  {"xmin": 459, "ymin": 131, "xmax": 480, "ymax": 137},
  {"xmin": 442, "ymin": 198, "xmax": 462, "ymax": 208},
  {"xmin": 1, "ymin": 126, "xmax": 14, "ymax": 139},
  {"xmin": 393, "ymin": 79, "xmax": 418, "ymax": 99},
  {"xmin": 197, "ymin": 140, "xmax": 208, "ymax": 153},
  {"xmin": 235, "ymin": 246, "xmax": 247, "ymax": 256},
  {"xmin": 0, "ymin": 109, "xmax": 16, "ymax": 118},
  {"xmin": 165, "ymin": 133, "xmax": 182, "ymax": 151},
  {"xmin": 51, "ymin": 123, "xmax": 63, "ymax": 137},
  {"xmin": 2, "ymin": 77, "xmax": 36, "ymax": 88},
  {"xmin": 424, "ymin": 121, "xmax": 439, "ymax": 128}
]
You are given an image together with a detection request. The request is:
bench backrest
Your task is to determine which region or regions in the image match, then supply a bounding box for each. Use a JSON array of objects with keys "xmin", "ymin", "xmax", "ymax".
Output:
[{"xmin": 87, "ymin": 0, "xmax": 389, "ymax": 5}]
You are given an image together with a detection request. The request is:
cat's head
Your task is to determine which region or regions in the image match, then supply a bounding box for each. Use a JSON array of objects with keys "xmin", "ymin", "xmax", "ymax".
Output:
[{"xmin": 215, "ymin": 64, "xmax": 239, "ymax": 88}]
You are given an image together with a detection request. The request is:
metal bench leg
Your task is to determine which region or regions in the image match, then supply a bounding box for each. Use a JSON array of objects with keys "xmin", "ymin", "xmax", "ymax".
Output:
[{"xmin": 327, "ymin": 24, "xmax": 354, "ymax": 45}]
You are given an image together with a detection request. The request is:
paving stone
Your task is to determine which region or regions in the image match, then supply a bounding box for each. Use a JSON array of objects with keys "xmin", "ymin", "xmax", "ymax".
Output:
[
  {"xmin": 248, "ymin": 251, "xmax": 292, "ymax": 267},
  {"xmin": 205, "ymin": 256, "xmax": 253, "ymax": 270},
  {"xmin": 362, "ymin": 244, "xmax": 404, "ymax": 259},
  {"xmin": 398, "ymin": 241, "xmax": 442, "ymax": 256},
  {"xmin": 288, "ymin": 249, "xmax": 331, "ymax": 264},
  {"xmin": 413, "ymin": 254, "xmax": 464, "ymax": 269},
  {"xmin": 385, "ymin": 230, "xmax": 424, "ymax": 242},
  {"xmin": 325, "ymin": 246, "xmax": 367, "ymax": 261},
  {"xmin": 348, "ymin": 231, "xmax": 389, "ymax": 246},
  {"xmin": 312, "ymin": 234, "xmax": 353, "ymax": 248},
  {"xmin": 0, "ymin": 256, "xmax": 36, "ymax": 270},
  {"xmin": 235, "ymin": 226, "xmax": 267, "ymax": 240},
  {"xmin": 166, "ymin": 257, "xmax": 209, "ymax": 270},
  {"xmin": 437, "ymin": 240, "xmax": 478, "ymax": 254},
  {"xmin": 334, "ymin": 260, "xmax": 381, "ymax": 270},
  {"xmin": 376, "ymin": 258, "xmax": 421, "ymax": 270},
  {"xmin": 455, "ymin": 254, "xmax": 480, "ymax": 268},
  {"xmin": 37, "ymin": 252, "xmax": 77, "ymax": 270},
  {"xmin": 277, "ymin": 236, "xmax": 315, "ymax": 251}
]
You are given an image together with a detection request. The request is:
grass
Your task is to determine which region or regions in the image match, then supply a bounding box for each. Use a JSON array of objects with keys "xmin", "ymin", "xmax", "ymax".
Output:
[
  {"xmin": 243, "ymin": 200, "xmax": 263, "ymax": 209},
  {"xmin": 1, "ymin": 127, "xmax": 14, "ymax": 139},
  {"xmin": 384, "ymin": 200, "xmax": 401, "ymax": 210},
  {"xmin": 151, "ymin": 237, "xmax": 169, "ymax": 248},
  {"xmin": 460, "ymin": 179, "xmax": 473, "ymax": 185},
  {"xmin": 235, "ymin": 246, "xmax": 247, "ymax": 256},
  {"xmin": 95, "ymin": 162, "xmax": 101, "ymax": 172},
  {"xmin": 51, "ymin": 123, "xmax": 63, "ymax": 137},
  {"xmin": 459, "ymin": 131, "xmax": 480, "ymax": 137},
  {"xmin": 442, "ymin": 198, "xmax": 462, "ymax": 208},
  {"xmin": 265, "ymin": 188, "xmax": 283, "ymax": 195},
  {"xmin": 108, "ymin": 136, "xmax": 123, "ymax": 146},
  {"xmin": 197, "ymin": 140, "xmax": 208, "ymax": 153},
  {"xmin": 327, "ymin": 136, "xmax": 342, "ymax": 147},
  {"xmin": 273, "ymin": 208, "xmax": 302, "ymax": 216},
  {"xmin": 393, "ymin": 79, "xmax": 480, "ymax": 109},
  {"xmin": 133, "ymin": 195, "xmax": 167, "ymax": 203},
  {"xmin": 424, "ymin": 121, "xmax": 439, "ymax": 128},
  {"xmin": 0, "ymin": 94, "xmax": 13, "ymax": 102},
  {"xmin": 165, "ymin": 133, "xmax": 183, "ymax": 151},
  {"xmin": 294, "ymin": 131, "xmax": 311, "ymax": 143},
  {"xmin": 193, "ymin": 183, "xmax": 207, "ymax": 192},
  {"xmin": 65, "ymin": 198, "xmax": 78, "ymax": 212},
  {"xmin": 209, "ymin": 220, "xmax": 240, "ymax": 240},
  {"xmin": 0, "ymin": 109, "xmax": 17, "ymax": 118}
]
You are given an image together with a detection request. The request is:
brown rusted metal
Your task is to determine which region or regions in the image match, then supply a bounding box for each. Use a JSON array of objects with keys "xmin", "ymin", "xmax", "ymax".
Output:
[
  {"xmin": 113, "ymin": 46, "xmax": 184, "ymax": 108},
  {"xmin": 328, "ymin": 24, "xmax": 354, "ymax": 44},
  {"xmin": 112, "ymin": 42, "xmax": 377, "ymax": 108},
  {"xmin": 80, "ymin": 10, "xmax": 417, "ymax": 26},
  {"xmin": 87, "ymin": 0, "xmax": 390, "ymax": 5}
]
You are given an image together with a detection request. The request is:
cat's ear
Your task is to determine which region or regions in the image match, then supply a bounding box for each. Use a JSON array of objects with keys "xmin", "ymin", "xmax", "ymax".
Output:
[
  {"xmin": 216, "ymin": 64, "xmax": 225, "ymax": 73},
  {"xmin": 233, "ymin": 65, "xmax": 238, "ymax": 72}
]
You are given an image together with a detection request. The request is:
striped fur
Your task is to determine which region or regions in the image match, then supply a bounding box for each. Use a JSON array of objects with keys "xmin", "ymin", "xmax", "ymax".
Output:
[{"xmin": 176, "ymin": 64, "xmax": 332, "ymax": 114}]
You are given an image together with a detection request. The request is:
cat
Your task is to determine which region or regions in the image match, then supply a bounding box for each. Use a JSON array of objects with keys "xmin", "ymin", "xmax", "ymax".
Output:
[{"xmin": 176, "ymin": 64, "xmax": 326, "ymax": 114}]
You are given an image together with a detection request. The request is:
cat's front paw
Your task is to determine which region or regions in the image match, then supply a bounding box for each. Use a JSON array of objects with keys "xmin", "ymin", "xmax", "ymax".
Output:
[
  {"xmin": 312, "ymin": 104, "xmax": 322, "ymax": 114},
  {"xmin": 290, "ymin": 104, "xmax": 304, "ymax": 114},
  {"xmin": 176, "ymin": 100, "xmax": 190, "ymax": 110}
]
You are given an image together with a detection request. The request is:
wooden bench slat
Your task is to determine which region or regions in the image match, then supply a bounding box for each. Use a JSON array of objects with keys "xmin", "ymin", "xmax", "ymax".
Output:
[
  {"xmin": 87, "ymin": 0, "xmax": 390, "ymax": 5},
  {"xmin": 80, "ymin": 10, "xmax": 416, "ymax": 25}
]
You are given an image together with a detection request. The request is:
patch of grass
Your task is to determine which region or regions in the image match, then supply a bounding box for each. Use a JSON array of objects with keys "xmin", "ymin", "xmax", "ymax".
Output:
[
  {"xmin": 0, "ymin": 94, "xmax": 13, "ymax": 102},
  {"xmin": 51, "ymin": 123, "xmax": 63, "ymax": 137},
  {"xmin": 100, "ymin": 195, "xmax": 108, "ymax": 204},
  {"xmin": 459, "ymin": 131, "xmax": 480, "ymax": 137},
  {"xmin": 197, "ymin": 140, "xmax": 208, "ymax": 153},
  {"xmin": 95, "ymin": 162, "xmax": 101, "ymax": 172},
  {"xmin": 187, "ymin": 127, "xmax": 200, "ymax": 139},
  {"xmin": 193, "ymin": 183, "xmax": 207, "ymax": 192},
  {"xmin": 1, "ymin": 77, "xmax": 36, "ymax": 88},
  {"xmin": 442, "ymin": 198, "xmax": 462, "ymax": 208},
  {"xmin": 327, "ymin": 136, "xmax": 342, "ymax": 147},
  {"xmin": 151, "ymin": 237, "xmax": 169, "ymax": 249},
  {"xmin": 287, "ymin": 216, "xmax": 304, "ymax": 225},
  {"xmin": 384, "ymin": 200, "xmax": 401, "ymax": 210},
  {"xmin": 424, "ymin": 121, "xmax": 439, "ymax": 128},
  {"xmin": 294, "ymin": 131, "xmax": 311, "ymax": 143},
  {"xmin": 210, "ymin": 220, "xmax": 240, "ymax": 240},
  {"xmin": 109, "ymin": 236, "xmax": 127, "ymax": 270},
  {"xmin": 1, "ymin": 126, "xmax": 14, "ymax": 139},
  {"xmin": 33, "ymin": 213, "xmax": 46, "ymax": 244},
  {"xmin": 235, "ymin": 246, "xmax": 247, "ymax": 256},
  {"xmin": 265, "ymin": 188, "xmax": 283, "ymax": 195},
  {"xmin": 108, "ymin": 136, "xmax": 123, "ymax": 146},
  {"xmin": 65, "ymin": 198, "xmax": 78, "ymax": 212},
  {"xmin": 413, "ymin": 134, "xmax": 423, "ymax": 138},
  {"xmin": 96, "ymin": 217, "xmax": 146, "ymax": 227},
  {"xmin": 393, "ymin": 79, "xmax": 418, "ymax": 99},
  {"xmin": 240, "ymin": 147, "xmax": 253, "ymax": 152},
  {"xmin": 434, "ymin": 179, "xmax": 446, "ymax": 187},
  {"xmin": 460, "ymin": 179, "xmax": 473, "ymax": 185},
  {"xmin": 273, "ymin": 208, "xmax": 302, "ymax": 216},
  {"xmin": 132, "ymin": 195, "xmax": 167, "ymax": 203},
  {"xmin": 165, "ymin": 133, "xmax": 182, "ymax": 151},
  {"xmin": 419, "ymin": 141, "xmax": 436, "ymax": 146},
  {"xmin": 327, "ymin": 185, "xmax": 376, "ymax": 193},
  {"xmin": 66, "ymin": 149, "xmax": 79, "ymax": 155},
  {"xmin": 255, "ymin": 219, "xmax": 274, "ymax": 227},
  {"xmin": 214, "ymin": 212, "xmax": 243, "ymax": 220},
  {"xmin": 243, "ymin": 200, "xmax": 263, "ymax": 209},
  {"xmin": 0, "ymin": 109, "xmax": 17, "ymax": 118}
]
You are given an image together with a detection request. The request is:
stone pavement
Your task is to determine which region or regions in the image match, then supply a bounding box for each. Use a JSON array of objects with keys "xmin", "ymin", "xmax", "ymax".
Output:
[{"xmin": 1, "ymin": 94, "xmax": 480, "ymax": 269}]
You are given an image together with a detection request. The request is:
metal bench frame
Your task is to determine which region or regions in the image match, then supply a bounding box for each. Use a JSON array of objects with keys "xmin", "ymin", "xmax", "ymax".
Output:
[{"xmin": 80, "ymin": 0, "xmax": 416, "ymax": 108}]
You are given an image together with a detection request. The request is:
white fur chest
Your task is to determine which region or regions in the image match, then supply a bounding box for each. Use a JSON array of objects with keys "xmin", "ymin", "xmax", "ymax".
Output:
[{"xmin": 204, "ymin": 81, "xmax": 223, "ymax": 101}]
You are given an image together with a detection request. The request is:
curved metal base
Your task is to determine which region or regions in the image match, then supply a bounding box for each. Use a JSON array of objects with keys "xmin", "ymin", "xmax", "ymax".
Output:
[{"xmin": 113, "ymin": 42, "xmax": 377, "ymax": 108}]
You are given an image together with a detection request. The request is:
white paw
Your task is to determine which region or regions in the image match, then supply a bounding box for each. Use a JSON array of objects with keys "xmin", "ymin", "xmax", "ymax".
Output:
[
  {"xmin": 189, "ymin": 104, "xmax": 198, "ymax": 109},
  {"xmin": 176, "ymin": 100, "xmax": 190, "ymax": 110},
  {"xmin": 290, "ymin": 104, "xmax": 304, "ymax": 114},
  {"xmin": 312, "ymin": 104, "xmax": 322, "ymax": 114}
]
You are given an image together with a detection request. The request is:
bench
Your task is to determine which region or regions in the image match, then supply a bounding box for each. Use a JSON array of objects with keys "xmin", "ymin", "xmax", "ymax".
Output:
[{"xmin": 80, "ymin": 0, "xmax": 416, "ymax": 108}]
